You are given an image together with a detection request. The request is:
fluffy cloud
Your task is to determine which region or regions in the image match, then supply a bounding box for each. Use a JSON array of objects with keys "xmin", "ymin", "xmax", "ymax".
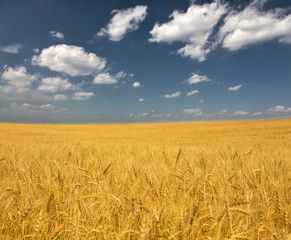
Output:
[
  {"xmin": 72, "ymin": 92, "xmax": 94, "ymax": 101},
  {"xmin": 0, "ymin": 66, "xmax": 37, "ymax": 93},
  {"xmin": 219, "ymin": 1, "xmax": 291, "ymax": 51},
  {"xmin": 49, "ymin": 31, "xmax": 64, "ymax": 39},
  {"xmin": 2, "ymin": 102, "xmax": 55, "ymax": 112},
  {"xmin": 164, "ymin": 91, "xmax": 181, "ymax": 99},
  {"xmin": 0, "ymin": 43, "xmax": 23, "ymax": 54},
  {"xmin": 149, "ymin": 1, "xmax": 227, "ymax": 61},
  {"xmin": 133, "ymin": 82, "xmax": 141, "ymax": 87},
  {"xmin": 54, "ymin": 94, "xmax": 68, "ymax": 100},
  {"xmin": 97, "ymin": 5, "xmax": 148, "ymax": 41},
  {"xmin": 186, "ymin": 90, "xmax": 199, "ymax": 96},
  {"xmin": 138, "ymin": 98, "xmax": 145, "ymax": 102},
  {"xmin": 228, "ymin": 84, "xmax": 242, "ymax": 91},
  {"xmin": 32, "ymin": 44, "xmax": 106, "ymax": 76},
  {"xmin": 267, "ymin": 105, "xmax": 291, "ymax": 113},
  {"xmin": 38, "ymin": 77, "xmax": 78, "ymax": 92},
  {"xmin": 186, "ymin": 74, "xmax": 210, "ymax": 84},
  {"xmin": 234, "ymin": 111, "xmax": 249, "ymax": 116},
  {"xmin": 183, "ymin": 108, "xmax": 202, "ymax": 115},
  {"xmin": 93, "ymin": 73, "xmax": 118, "ymax": 84}
]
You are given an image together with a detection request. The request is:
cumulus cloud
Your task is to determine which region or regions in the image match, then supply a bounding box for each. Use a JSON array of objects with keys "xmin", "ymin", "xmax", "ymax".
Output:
[
  {"xmin": 186, "ymin": 74, "xmax": 210, "ymax": 84},
  {"xmin": 0, "ymin": 66, "xmax": 37, "ymax": 93},
  {"xmin": 228, "ymin": 84, "xmax": 242, "ymax": 91},
  {"xmin": 183, "ymin": 108, "xmax": 202, "ymax": 115},
  {"xmin": 234, "ymin": 111, "xmax": 249, "ymax": 116},
  {"xmin": 199, "ymin": 99, "xmax": 204, "ymax": 103},
  {"xmin": 49, "ymin": 30, "xmax": 64, "ymax": 39},
  {"xmin": 32, "ymin": 44, "xmax": 106, "ymax": 76},
  {"xmin": 133, "ymin": 82, "xmax": 141, "ymax": 87},
  {"xmin": 267, "ymin": 105, "xmax": 291, "ymax": 113},
  {"xmin": 54, "ymin": 94, "xmax": 68, "ymax": 100},
  {"xmin": 93, "ymin": 73, "xmax": 118, "ymax": 84},
  {"xmin": 38, "ymin": 77, "xmax": 78, "ymax": 92},
  {"xmin": 97, "ymin": 5, "xmax": 148, "ymax": 41},
  {"xmin": 186, "ymin": 90, "xmax": 199, "ymax": 96},
  {"xmin": 219, "ymin": 1, "xmax": 291, "ymax": 51},
  {"xmin": 0, "ymin": 43, "xmax": 23, "ymax": 54},
  {"xmin": 72, "ymin": 92, "xmax": 94, "ymax": 101},
  {"xmin": 2, "ymin": 102, "xmax": 55, "ymax": 112},
  {"xmin": 149, "ymin": 1, "xmax": 227, "ymax": 61},
  {"xmin": 164, "ymin": 91, "xmax": 181, "ymax": 99},
  {"xmin": 138, "ymin": 98, "xmax": 145, "ymax": 102}
]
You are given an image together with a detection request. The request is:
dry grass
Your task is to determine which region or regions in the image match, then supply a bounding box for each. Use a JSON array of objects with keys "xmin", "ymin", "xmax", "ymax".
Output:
[{"xmin": 0, "ymin": 119, "xmax": 290, "ymax": 239}]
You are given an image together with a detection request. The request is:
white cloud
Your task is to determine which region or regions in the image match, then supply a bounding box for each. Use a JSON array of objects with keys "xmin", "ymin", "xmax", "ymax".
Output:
[
  {"xmin": 133, "ymin": 82, "xmax": 141, "ymax": 87},
  {"xmin": 93, "ymin": 73, "xmax": 118, "ymax": 84},
  {"xmin": 72, "ymin": 92, "xmax": 94, "ymax": 101},
  {"xmin": 252, "ymin": 112, "xmax": 263, "ymax": 116},
  {"xmin": 115, "ymin": 71, "xmax": 127, "ymax": 79},
  {"xmin": 219, "ymin": 1, "xmax": 291, "ymax": 51},
  {"xmin": 97, "ymin": 5, "xmax": 148, "ymax": 41},
  {"xmin": 183, "ymin": 108, "xmax": 202, "ymax": 115},
  {"xmin": 138, "ymin": 98, "xmax": 145, "ymax": 102},
  {"xmin": 149, "ymin": 1, "xmax": 227, "ymax": 61},
  {"xmin": 0, "ymin": 44, "xmax": 23, "ymax": 54},
  {"xmin": 186, "ymin": 89, "xmax": 199, "ymax": 96},
  {"xmin": 0, "ymin": 66, "xmax": 37, "ymax": 93},
  {"xmin": 177, "ymin": 44, "xmax": 210, "ymax": 62},
  {"xmin": 228, "ymin": 84, "xmax": 242, "ymax": 91},
  {"xmin": 164, "ymin": 91, "xmax": 181, "ymax": 99},
  {"xmin": 40, "ymin": 104, "xmax": 54, "ymax": 109},
  {"xmin": 54, "ymin": 94, "xmax": 68, "ymax": 100},
  {"xmin": 199, "ymin": 99, "xmax": 204, "ymax": 103},
  {"xmin": 49, "ymin": 30, "xmax": 64, "ymax": 39},
  {"xmin": 186, "ymin": 74, "xmax": 210, "ymax": 84},
  {"xmin": 32, "ymin": 44, "xmax": 106, "ymax": 76},
  {"xmin": 38, "ymin": 77, "xmax": 78, "ymax": 92},
  {"xmin": 33, "ymin": 48, "xmax": 40, "ymax": 53},
  {"xmin": 165, "ymin": 114, "xmax": 172, "ymax": 117},
  {"xmin": 234, "ymin": 111, "xmax": 249, "ymax": 116},
  {"xmin": 267, "ymin": 105, "xmax": 291, "ymax": 113}
]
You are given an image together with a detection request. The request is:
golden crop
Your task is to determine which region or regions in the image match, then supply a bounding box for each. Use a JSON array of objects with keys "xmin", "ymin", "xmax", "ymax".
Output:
[{"xmin": 0, "ymin": 119, "xmax": 290, "ymax": 239}]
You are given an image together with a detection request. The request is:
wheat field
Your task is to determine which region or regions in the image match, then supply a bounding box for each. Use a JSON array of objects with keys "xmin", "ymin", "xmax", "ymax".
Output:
[{"xmin": 0, "ymin": 119, "xmax": 290, "ymax": 239}]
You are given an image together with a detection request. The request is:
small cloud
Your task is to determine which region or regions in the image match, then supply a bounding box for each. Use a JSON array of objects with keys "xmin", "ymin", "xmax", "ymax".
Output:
[
  {"xmin": 115, "ymin": 71, "xmax": 127, "ymax": 79},
  {"xmin": 186, "ymin": 74, "xmax": 210, "ymax": 84},
  {"xmin": 267, "ymin": 105, "xmax": 291, "ymax": 113},
  {"xmin": 32, "ymin": 44, "xmax": 106, "ymax": 77},
  {"xmin": 234, "ymin": 111, "xmax": 249, "ymax": 116},
  {"xmin": 97, "ymin": 5, "xmax": 148, "ymax": 41},
  {"xmin": 49, "ymin": 30, "xmax": 64, "ymax": 39},
  {"xmin": 228, "ymin": 84, "xmax": 242, "ymax": 91},
  {"xmin": 38, "ymin": 77, "xmax": 78, "ymax": 92},
  {"xmin": 54, "ymin": 94, "xmax": 68, "ymax": 100},
  {"xmin": 186, "ymin": 90, "xmax": 199, "ymax": 96},
  {"xmin": 0, "ymin": 43, "xmax": 23, "ymax": 54},
  {"xmin": 93, "ymin": 73, "xmax": 118, "ymax": 84},
  {"xmin": 33, "ymin": 48, "xmax": 40, "ymax": 53},
  {"xmin": 199, "ymin": 99, "xmax": 204, "ymax": 103},
  {"xmin": 252, "ymin": 112, "xmax": 263, "ymax": 116},
  {"xmin": 72, "ymin": 92, "xmax": 94, "ymax": 100},
  {"xmin": 183, "ymin": 108, "xmax": 202, "ymax": 115},
  {"xmin": 40, "ymin": 104, "xmax": 54, "ymax": 109},
  {"xmin": 142, "ymin": 113, "xmax": 149, "ymax": 116},
  {"xmin": 164, "ymin": 91, "xmax": 181, "ymax": 99},
  {"xmin": 165, "ymin": 114, "xmax": 172, "ymax": 117},
  {"xmin": 138, "ymin": 98, "xmax": 145, "ymax": 102},
  {"xmin": 133, "ymin": 82, "xmax": 141, "ymax": 87},
  {"xmin": 129, "ymin": 113, "xmax": 134, "ymax": 117}
]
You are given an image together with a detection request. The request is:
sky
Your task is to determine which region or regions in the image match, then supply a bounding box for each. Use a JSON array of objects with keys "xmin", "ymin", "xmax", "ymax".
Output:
[{"xmin": 0, "ymin": 0, "xmax": 290, "ymax": 123}]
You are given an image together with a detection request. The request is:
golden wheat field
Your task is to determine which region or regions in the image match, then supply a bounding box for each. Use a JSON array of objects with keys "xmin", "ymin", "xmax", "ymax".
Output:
[{"xmin": 0, "ymin": 119, "xmax": 290, "ymax": 240}]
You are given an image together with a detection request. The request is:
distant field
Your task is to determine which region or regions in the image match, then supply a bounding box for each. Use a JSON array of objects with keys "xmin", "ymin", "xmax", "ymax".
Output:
[{"xmin": 0, "ymin": 119, "xmax": 290, "ymax": 239}]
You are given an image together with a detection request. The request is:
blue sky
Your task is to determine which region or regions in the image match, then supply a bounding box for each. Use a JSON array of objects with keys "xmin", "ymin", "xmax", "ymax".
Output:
[{"xmin": 0, "ymin": 0, "xmax": 290, "ymax": 123}]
